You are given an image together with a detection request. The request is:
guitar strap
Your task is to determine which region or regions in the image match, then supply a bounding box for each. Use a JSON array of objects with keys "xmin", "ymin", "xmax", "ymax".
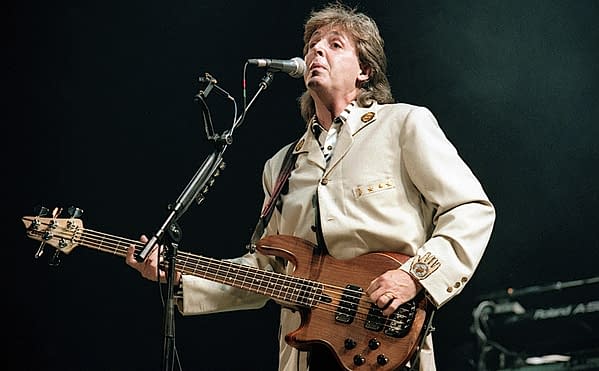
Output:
[{"xmin": 247, "ymin": 139, "xmax": 299, "ymax": 253}]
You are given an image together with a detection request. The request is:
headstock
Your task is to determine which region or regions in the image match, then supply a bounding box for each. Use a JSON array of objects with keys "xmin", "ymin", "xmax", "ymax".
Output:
[{"xmin": 22, "ymin": 206, "xmax": 85, "ymax": 265}]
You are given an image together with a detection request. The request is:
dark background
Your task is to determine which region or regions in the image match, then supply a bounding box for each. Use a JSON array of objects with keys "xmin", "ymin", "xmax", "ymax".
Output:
[{"xmin": 7, "ymin": 0, "xmax": 599, "ymax": 370}]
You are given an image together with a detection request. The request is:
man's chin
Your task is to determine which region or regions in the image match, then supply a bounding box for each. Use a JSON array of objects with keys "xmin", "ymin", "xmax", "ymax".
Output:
[{"xmin": 306, "ymin": 78, "xmax": 325, "ymax": 91}]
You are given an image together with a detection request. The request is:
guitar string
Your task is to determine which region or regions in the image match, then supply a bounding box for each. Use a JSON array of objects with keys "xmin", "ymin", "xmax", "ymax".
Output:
[
  {"xmin": 28, "ymin": 220, "xmax": 417, "ymax": 331},
  {"xmin": 27, "ymin": 219, "xmax": 411, "ymax": 330},
  {"xmin": 174, "ymin": 250, "xmax": 417, "ymax": 331},
  {"xmin": 31, "ymin": 222, "xmax": 415, "ymax": 331}
]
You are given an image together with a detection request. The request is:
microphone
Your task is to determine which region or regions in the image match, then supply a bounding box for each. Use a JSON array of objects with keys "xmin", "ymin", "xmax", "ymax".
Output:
[{"xmin": 247, "ymin": 57, "xmax": 306, "ymax": 78}]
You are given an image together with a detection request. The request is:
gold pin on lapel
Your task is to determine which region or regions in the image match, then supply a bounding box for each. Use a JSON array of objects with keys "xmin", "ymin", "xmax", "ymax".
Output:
[
  {"xmin": 361, "ymin": 112, "xmax": 375, "ymax": 122},
  {"xmin": 294, "ymin": 138, "xmax": 305, "ymax": 151}
]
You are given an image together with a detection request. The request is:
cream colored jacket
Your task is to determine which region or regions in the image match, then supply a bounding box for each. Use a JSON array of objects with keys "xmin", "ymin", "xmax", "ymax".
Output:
[{"xmin": 177, "ymin": 102, "xmax": 496, "ymax": 370}]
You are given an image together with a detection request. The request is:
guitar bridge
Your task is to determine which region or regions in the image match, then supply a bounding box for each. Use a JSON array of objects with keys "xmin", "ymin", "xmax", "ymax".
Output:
[
  {"xmin": 384, "ymin": 299, "xmax": 417, "ymax": 338},
  {"xmin": 364, "ymin": 300, "xmax": 417, "ymax": 337},
  {"xmin": 364, "ymin": 300, "xmax": 416, "ymax": 338}
]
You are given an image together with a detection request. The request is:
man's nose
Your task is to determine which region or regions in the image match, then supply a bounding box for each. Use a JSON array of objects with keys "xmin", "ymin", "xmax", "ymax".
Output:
[
  {"xmin": 312, "ymin": 40, "xmax": 325, "ymax": 56},
  {"xmin": 314, "ymin": 43, "xmax": 324, "ymax": 55}
]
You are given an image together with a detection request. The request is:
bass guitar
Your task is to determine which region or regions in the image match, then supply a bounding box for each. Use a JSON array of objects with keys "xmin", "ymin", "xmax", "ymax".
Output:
[{"xmin": 22, "ymin": 211, "xmax": 433, "ymax": 371}]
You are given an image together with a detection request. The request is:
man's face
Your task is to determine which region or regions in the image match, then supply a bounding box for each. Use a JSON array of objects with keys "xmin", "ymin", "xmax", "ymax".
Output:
[{"xmin": 304, "ymin": 26, "xmax": 367, "ymax": 98}]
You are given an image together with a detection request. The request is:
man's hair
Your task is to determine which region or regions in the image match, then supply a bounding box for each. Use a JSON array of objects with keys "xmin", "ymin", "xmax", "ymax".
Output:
[{"xmin": 299, "ymin": 2, "xmax": 394, "ymax": 122}]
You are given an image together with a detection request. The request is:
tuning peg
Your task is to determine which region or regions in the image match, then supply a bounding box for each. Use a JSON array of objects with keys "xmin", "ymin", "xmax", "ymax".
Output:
[
  {"xmin": 51, "ymin": 207, "xmax": 63, "ymax": 219},
  {"xmin": 34, "ymin": 241, "xmax": 46, "ymax": 259},
  {"xmin": 34, "ymin": 205, "xmax": 50, "ymax": 217},
  {"xmin": 67, "ymin": 206, "xmax": 84, "ymax": 218},
  {"xmin": 48, "ymin": 250, "xmax": 62, "ymax": 267}
]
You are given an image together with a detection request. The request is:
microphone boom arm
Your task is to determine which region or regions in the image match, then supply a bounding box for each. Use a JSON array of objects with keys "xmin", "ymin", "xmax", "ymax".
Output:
[
  {"xmin": 135, "ymin": 65, "xmax": 291, "ymax": 371},
  {"xmin": 135, "ymin": 150, "xmax": 225, "ymax": 262},
  {"xmin": 136, "ymin": 69, "xmax": 275, "ymax": 262}
]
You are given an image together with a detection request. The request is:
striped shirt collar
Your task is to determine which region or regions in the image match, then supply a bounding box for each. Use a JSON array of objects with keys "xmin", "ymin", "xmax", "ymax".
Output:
[{"xmin": 310, "ymin": 101, "xmax": 355, "ymax": 138}]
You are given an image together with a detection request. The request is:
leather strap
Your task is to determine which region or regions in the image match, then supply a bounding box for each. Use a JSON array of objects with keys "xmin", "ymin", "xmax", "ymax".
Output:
[{"xmin": 247, "ymin": 140, "xmax": 298, "ymax": 251}]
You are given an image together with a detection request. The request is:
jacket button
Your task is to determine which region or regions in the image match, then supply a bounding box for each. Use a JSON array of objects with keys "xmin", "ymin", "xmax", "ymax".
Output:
[
  {"xmin": 321, "ymin": 178, "xmax": 329, "ymax": 185},
  {"xmin": 310, "ymin": 225, "xmax": 317, "ymax": 232},
  {"xmin": 446, "ymin": 287, "xmax": 453, "ymax": 293}
]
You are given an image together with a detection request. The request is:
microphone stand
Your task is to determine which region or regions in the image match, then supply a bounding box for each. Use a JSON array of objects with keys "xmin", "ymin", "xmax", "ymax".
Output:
[{"xmin": 134, "ymin": 70, "xmax": 276, "ymax": 371}]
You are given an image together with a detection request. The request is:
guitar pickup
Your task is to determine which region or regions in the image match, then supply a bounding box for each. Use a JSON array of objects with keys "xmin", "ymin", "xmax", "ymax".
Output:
[
  {"xmin": 365, "ymin": 304, "xmax": 386, "ymax": 331},
  {"xmin": 335, "ymin": 284, "xmax": 362, "ymax": 324}
]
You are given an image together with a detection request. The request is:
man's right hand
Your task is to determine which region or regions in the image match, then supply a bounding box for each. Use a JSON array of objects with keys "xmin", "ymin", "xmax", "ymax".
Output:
[{"xmin": 126, "ymin": 234, "xmax": 181, "ymax": 285}]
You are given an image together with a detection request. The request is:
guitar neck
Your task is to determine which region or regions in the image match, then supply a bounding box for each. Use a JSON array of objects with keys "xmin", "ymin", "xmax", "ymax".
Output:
[
  {"xmin": 49, "ymin": 223, "xmax": 317, "ymax": 307},
  {"xmin": 175, "ymin": 253, "xmax": 319, "ymax": 307}
]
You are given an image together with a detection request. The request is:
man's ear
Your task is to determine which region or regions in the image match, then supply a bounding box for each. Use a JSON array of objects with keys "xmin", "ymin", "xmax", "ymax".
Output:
[{"xmin": 357, "ymin": 66, "xmax": 371, "ymax": 82}]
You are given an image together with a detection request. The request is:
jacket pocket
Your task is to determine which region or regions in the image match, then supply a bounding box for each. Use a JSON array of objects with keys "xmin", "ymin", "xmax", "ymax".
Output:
[{"xmin": 352, "ymin": 178, "xmax": 395, "ymax": 199}]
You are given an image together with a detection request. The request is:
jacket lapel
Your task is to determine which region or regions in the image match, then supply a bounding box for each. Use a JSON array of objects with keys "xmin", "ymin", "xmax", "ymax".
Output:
[
  {"xmin": 293, "ymin": 129, "xmax": 327, "ymax": 170},
  {"xmin": 324, "ymin": 103, "xmax": 378, "ymax": 176}
]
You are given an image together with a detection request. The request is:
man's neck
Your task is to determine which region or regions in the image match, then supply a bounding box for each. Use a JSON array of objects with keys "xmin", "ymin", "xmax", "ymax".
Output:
[{"xmin": 312, "ymin": 90, "xmax": 357, "ymax": 129}]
